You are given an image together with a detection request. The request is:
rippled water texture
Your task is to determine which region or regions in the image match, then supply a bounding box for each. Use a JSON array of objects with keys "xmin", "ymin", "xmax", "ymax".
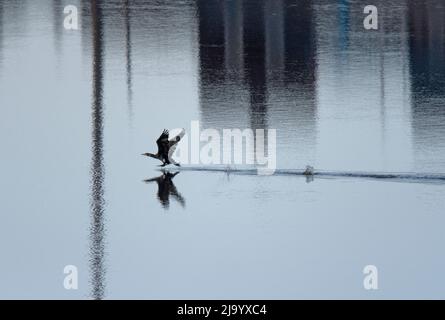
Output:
[{"xmin": 0, "ymin": 0, "xmax": 444, "ymax": 299}]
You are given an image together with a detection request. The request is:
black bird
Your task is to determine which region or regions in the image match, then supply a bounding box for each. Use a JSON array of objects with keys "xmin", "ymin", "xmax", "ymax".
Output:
[
  {"xmin": 144, "ymin": 171, "xmax": 185, "ymax": 209},
  {"xmin": 142, "ymin": 129, "xmax": 185, "ymax": 167}
]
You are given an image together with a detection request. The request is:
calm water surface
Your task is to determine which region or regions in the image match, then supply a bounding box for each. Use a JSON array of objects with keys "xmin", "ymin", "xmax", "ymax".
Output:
[{"xmin": 0, "ymin": 0, "xmax": 444, "ymax": 299}]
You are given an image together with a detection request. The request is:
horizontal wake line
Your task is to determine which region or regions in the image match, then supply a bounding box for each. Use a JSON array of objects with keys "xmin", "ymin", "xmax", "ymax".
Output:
[{"xmin": 169, "ymin": 166, "xmax": 445, "ymax": 184}]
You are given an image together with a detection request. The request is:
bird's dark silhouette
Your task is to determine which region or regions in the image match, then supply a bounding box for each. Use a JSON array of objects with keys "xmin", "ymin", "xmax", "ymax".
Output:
[
  {"xmin": 144, "ymin": 171, "xmax": 185, "ymax": 209},
  {"xmin": 142, "ymin": 129, "xmax": 185, "ymax": 167}
]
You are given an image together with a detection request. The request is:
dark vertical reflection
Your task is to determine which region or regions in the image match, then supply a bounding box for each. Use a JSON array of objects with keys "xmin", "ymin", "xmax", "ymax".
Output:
[
  {"xmin": 243, "ymin": 0, "xmax": 267, "ymax": 130},
  {"xmin": 265, "ymin": 0, "xmax": 284, "ymax": 74},
  {"xmin": 81, "ymin": 0, "xmax": 92, "ymax": 58},
  {"xmin": 224, "ymin": 0, "xmax": 243, "ymax": 73},
  {"xmin": 197, "ymin": 0, "xmax": 229, "ymax": 130},
  {"xmin": 379, "ymin": 25, "xmax": 386, "ymax": 144},
  {"xmin": 89, "ymin": 0, "xmax": 106, "ymax": 300},
  {"xmin": 284, "ymin": 0, "xmax": 315, "ymax": 84},
  {"xmin": 337, "ymin": 0, "xmax": 349, "ymax": 50},
  {"xmin": 282, "ymin": 0, "xmax": 316, "ymax": 160},
  {"xmin": 52, "ymin": 0, "xmax": 62, "ymax": 54},
  {"xmin": 408, "ymin": 0, "xmax": 445, "ymax": 168},
  {"xmin": 0, "ymin": 0, "xmax": 4, "ymax": 70},
  {"xmin": 197, "ymin": 0, "xmax": 225, "ymax": 85},
  {"xmin": 124, "ymin": 0, "xmax": 133, "ymax": 123},
  {"xmin": 379, "ymin": 47, "xmax": 386, "ymax": 146},
  {"xmin": 197, "ymin": 0, "xmax": 317, "ymax": 159}
]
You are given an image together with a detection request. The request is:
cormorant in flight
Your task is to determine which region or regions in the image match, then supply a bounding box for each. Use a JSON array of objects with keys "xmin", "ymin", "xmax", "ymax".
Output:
[{"xmin": 142, "ymin": 129, "xmax": 185, "ymax": 167}]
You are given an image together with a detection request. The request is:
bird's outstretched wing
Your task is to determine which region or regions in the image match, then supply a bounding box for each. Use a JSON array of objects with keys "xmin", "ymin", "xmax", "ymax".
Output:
[
  {"xmin": 156, "ymin": 129, "xmax": 169, "ymax": 154},
  {"xmin": 170, "ymin": 171, "xmax": 180, "ymax": 179},
  {"xmin": 170, "ymin": 185, "xmax": 186, "ymax": 208},
  {"xmin": 143, "ymin": 176, "xmax": 162, "ymax": 184},
  {"xmin": 168, "ymin": 128, "xmax": 186, "ymax": 155}
]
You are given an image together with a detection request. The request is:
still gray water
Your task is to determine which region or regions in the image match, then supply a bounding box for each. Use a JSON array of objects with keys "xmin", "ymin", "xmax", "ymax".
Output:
[{"xmin": 0, "ymin": 0, "xmax": 444, "ymax": 299}]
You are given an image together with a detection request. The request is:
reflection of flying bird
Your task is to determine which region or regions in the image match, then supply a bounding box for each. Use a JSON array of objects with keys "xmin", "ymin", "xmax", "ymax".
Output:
[
  {"xmin": 142, "ymin": 129, "xmax": 185, "ymax": 167},
  {"xmin": 144, "ymin": 171, "xmax": 185, "ymax": 209}
]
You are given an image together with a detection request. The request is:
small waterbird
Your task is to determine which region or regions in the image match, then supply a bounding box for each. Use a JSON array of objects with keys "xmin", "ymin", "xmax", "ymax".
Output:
[
  {"xmin": 142, "ymin": 129, "xmax": 185, "ymax": 167},
  {"xmin": 303, "ymin": 165, "xmax": 314, "ymax": 176}
]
